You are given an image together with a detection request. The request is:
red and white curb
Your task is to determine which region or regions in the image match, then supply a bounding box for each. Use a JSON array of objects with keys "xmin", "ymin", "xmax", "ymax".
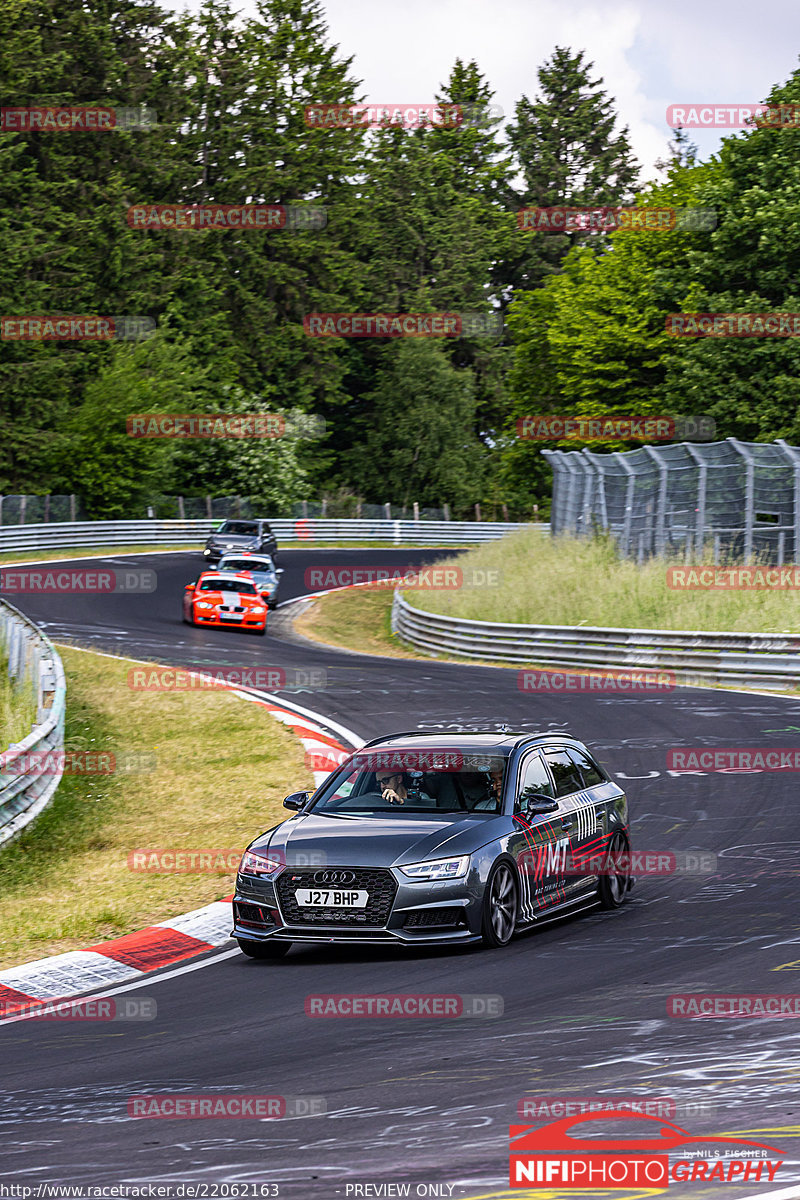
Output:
[{"xmin": 0, "ymin": 687, "xmax": 361, "ymax": 1016}]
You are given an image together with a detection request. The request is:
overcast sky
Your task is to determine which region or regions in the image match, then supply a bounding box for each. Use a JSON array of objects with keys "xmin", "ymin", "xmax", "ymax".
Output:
[{"xmin": 174, "ymin": 0, "xmax": 800, "ymax": 180}]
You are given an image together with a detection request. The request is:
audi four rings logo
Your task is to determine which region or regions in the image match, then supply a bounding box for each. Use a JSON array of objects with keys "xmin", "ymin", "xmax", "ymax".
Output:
[{"xmin": 314, "ymin": 870, "xmax": 356, "ymax": 885}]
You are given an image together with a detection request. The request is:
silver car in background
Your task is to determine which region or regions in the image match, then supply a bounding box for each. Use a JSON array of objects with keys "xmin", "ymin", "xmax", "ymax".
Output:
[{"xmin": 217, "ymin": 553, "xmax": 283, "ymax": 609}]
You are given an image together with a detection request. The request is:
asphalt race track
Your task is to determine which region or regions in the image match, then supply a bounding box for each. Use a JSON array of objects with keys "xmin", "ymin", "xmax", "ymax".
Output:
[{"xmin": 3, "ymin": 548, "xmax": 800, "ymax": 1198}]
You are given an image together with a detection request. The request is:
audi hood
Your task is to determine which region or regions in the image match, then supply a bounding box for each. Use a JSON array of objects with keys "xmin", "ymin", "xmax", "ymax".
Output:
[{"xmin": 253, "ymin": 811, "xmax": 500, "ymax": 869}]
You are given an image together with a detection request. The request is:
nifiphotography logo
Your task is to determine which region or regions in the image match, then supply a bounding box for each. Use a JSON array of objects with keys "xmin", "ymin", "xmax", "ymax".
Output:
[{"xmin": 509, "ymin": 1110, "xmax": 784, "ymax": 1188}]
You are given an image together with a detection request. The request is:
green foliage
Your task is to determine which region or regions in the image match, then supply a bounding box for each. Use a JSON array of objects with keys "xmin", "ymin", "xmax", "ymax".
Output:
[
  {"xmin": 6, "ymin": 0, "xmax": 800, "ymax": 518},
  {"xmin": 358, "ymin": 339, "xmax": 485, "ymax": 510}
]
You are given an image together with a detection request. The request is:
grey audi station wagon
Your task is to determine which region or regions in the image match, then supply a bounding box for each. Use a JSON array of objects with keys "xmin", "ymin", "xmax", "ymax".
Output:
[{"xmin": 232, "ymin": 731, "xmax": 632, "ymax": 958}]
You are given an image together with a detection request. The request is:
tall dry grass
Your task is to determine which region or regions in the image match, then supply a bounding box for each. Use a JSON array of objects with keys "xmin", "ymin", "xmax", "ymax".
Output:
[{"xmin": 413, "ymin": 530, "xmax": 800, "ymax": 633}]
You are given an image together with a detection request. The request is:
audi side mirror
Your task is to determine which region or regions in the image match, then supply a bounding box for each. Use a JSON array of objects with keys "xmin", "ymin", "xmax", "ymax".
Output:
[
  {"xmin": 283, "ymin": 791, "xmax": 310, "ymax": 811},
  {"xmin": 520, "ymin": 789, "xmax": 559, "ymax": 816}
]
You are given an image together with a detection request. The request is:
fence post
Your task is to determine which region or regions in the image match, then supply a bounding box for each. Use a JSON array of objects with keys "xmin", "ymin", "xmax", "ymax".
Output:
[
  {"xmin": 44, "ymin": 494, "xmax": 50, "ymax": 523},
  {"xmin": 502, "ymin": 503, "xmax": 509, "ymax": 522},
  {"xmin": 69, "ymin": 494, "xmax": 76, "ymax": 522},
  {"xmin": 613, "ymin": 452, "xmax": 636, "ymax": 557},
  {"xmin": 727, "ymin": 438, "xmax": 754, "ymax": 563},
  {"xmin": 413, "ymin": 501, "xmax": 419, "ymax": 521},
  {"xmin": 177, "ymin": 495, "xmax": 185, "ymax": 520},
  {"xmin": 474, "ymin": 503, "xmax": 481, "ymax": 522},
  {"xmin": 19, "ymin": 495, "xmax": 26, "ymax": 524},
  {"xmin": 302, "ymin": 500, "xmax": 308, "ymax": 519},
  {"xmin": 205, "ymin": 495, "xmax": 213, "ymax": 519},
  {"xmin": 384, "ymin": 502, "xmax": 391, "ymax": 520},
  {"xmin": 443, "ymin": 503, "xmax": 450, "ymax": 521},
  {"xmin": 321, "ymin": 498, "xmax": 327, "ymax": 518},
  {"xmin": 576, "ymin": 453, "xmax": 595, "ymax": 534},
  {"xmin": 0, "ymin": 495, "xmax": 3, "ymax": 525},
  {"xmin": 776, "ymin": 440, "xmax": 800, "ymax": 563},
  {"xmin": 684, "ymin": 444, "xmax": 707, "ymax": 560},
  {"xmin": 643, "ymin": 445, "xmax": 668, "ymax": 556}
]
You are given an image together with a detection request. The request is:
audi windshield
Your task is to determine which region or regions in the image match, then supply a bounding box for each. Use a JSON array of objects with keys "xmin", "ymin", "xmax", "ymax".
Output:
[{"xmin": 312, "ymin": 753, "xmax": 508, "ymax": 817}]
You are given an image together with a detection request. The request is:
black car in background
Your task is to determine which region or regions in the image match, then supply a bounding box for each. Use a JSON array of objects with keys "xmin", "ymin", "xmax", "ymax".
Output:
[
  {"xmin": 204, "ymin": 519, "xmax": 278, "ymax": 565},
  {"xmin": 232, "ymin": 730, "xmax": 632, "ymax": 959}
]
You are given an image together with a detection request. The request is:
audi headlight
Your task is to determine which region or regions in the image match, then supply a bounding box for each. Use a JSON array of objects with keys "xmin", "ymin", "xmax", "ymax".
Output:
[
  {"xmin": 399, "ymin": 856, "xmax": 470, "ymax": 881},
  {"xmin": 195, "ymin": 601, "xmax": 214, "ymax": 609},
  {"xmin": 239, "ymin": 849, "xmax": 284, "ymax": 878}
]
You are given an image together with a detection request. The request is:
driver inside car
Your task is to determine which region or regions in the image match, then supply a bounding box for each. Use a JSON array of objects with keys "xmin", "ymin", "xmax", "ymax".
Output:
[{"xmin": 375, "ymin": 769, "xmax": 434, "ymax": 806}]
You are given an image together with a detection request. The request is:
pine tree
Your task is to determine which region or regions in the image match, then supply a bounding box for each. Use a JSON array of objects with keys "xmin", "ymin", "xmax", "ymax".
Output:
[{"xmin": 504, "ymin": 46, "xmax": 640, "ymax": 292}]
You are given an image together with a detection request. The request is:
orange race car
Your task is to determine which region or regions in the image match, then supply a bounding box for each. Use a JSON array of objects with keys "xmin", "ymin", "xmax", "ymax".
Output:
[{"xmin": 182, "ymin": 571, "xmax": 268, "ymax": 635}]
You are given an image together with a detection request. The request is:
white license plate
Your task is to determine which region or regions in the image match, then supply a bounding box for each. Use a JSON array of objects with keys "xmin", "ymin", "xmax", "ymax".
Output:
[
  {"xmin": 219, "ymin": 613, "xmax": 243, "ymax": 621},
  {"xmin": 295, "ymin": 889, "xmax": 369, "ymax": 908}
]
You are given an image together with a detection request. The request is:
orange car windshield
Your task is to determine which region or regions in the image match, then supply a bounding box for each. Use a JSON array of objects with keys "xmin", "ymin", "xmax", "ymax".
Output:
[{"xmin": 198, "ymin": 579, "xmax": 257, "ymax": 595}]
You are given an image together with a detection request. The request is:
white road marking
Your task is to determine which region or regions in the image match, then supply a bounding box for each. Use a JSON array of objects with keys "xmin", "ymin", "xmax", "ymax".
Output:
[{"xmin": 0, "ymin": 947, "xmax": 242, "ymax": 1026}]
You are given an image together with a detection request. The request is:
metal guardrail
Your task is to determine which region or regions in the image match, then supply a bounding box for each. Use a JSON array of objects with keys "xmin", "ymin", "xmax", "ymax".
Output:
[
  {"xmin": 0, "ymin": 601, "xmax": 66, "ymax": 846},
  {"xmin": 391, "ymin": 592, "xmax": 800, "ymax": 689},
  {"xmin": 0, "ymin": 518, "xmax": 544, "ymax": 556}
]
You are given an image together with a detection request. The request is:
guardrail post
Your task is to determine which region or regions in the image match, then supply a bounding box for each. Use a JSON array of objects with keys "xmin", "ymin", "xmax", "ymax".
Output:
[
  {"xmin": 727, "ymin": 438, "xmax": 754, "ymax": 562},
  {"xmin": 393, "ymin": 520, "xmax": 401, "ymax": 545}
]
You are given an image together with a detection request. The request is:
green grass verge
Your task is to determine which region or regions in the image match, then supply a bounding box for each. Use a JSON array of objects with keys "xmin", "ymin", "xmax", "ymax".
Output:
[
  {"xmin": 398, "ymin": 528, "xmax": 800, "ymax": 634},
  {"xmin": 0, "ymin": 663, "xmax": 37, "ymax": 749},
  {"xmin": 0, "ymin": 644, "xmax": 314, "ymax": 969}
]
